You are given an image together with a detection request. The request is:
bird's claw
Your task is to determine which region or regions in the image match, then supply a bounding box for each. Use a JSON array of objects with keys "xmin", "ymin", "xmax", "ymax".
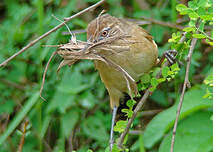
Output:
[{"xmin": 164, "ymin": 49, "xmax": 177, "ymax": 65}]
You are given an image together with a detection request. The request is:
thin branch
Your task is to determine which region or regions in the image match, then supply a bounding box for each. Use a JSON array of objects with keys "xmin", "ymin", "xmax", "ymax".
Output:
[
  {"xmin": 170, "ymin": 37, "xmax": 198, "ymax": 152},
  {"xmin": 0, "ymin": 0, "xmax": 105, "ymax": 67}
]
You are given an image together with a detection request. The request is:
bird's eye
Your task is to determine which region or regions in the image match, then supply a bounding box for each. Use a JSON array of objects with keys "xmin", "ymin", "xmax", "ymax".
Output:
[{"xmin": 101, "ymin": 30, "xmax": 108, "ymax": 37}]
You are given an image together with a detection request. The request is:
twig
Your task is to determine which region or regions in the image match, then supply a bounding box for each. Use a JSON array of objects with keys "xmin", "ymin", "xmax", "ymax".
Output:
[
  {"xmin": 117, "ymin": 32, "xmax": 187, "ymax": 148},
  {"xmin": 170, "ymin": 37, "xmax": 198, "ymax": 152},
  {"xmin": 0, "ymin": 0, "xmax": 105, "ymax": 67}
]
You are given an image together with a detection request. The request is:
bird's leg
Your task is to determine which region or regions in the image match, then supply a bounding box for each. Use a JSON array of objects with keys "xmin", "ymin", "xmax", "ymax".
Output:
[
  {"xmin": 110, "ymin": 106, "xmax": 118, "ymax": 151},
  {"xmin": 158, "ymin": 49, "xmax": 178, "ymax": 66}
]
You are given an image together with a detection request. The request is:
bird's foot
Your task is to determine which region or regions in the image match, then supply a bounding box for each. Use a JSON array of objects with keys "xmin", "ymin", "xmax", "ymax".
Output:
[
  {"xmin": 157, "ymin": 49, "xmax": 178, "ymax": 66},
  {"xmin": 164, "ymin": 49, "xmax": 178, "ymax": 65}
]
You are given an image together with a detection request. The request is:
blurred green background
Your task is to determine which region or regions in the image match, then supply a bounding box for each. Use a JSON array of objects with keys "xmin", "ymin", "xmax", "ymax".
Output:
[{"xmin": 0, "ymin": 0, "xmax": 213, "ymax": 152}]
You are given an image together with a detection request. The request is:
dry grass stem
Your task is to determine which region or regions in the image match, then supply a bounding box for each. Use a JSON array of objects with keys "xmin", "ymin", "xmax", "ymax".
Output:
[{"xmin": 40, "ymin": 51, "xmax": 57, "ymax": 101}]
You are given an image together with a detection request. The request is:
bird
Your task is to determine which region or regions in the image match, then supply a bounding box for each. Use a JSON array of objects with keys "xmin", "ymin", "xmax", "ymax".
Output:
[{"xmin": 86, "ymin": 14, "xmax": 158, "ymax": 150}]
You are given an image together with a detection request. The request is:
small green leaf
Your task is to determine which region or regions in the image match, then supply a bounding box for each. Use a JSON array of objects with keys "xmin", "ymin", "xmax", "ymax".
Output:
[
  {"xmin": 151, "ymin": 78, "xmax": 158, "ymax": 88},
  {"xmin": 200, "ymin": 14, "xmax": 213, "ymax": 20},
  {"xmin": 204, "ymin": 74, "xmax": 213, "ymax": 86},
  {"xmin": 183, "ymin": 27, "xmax": 196, "ymax": 32},
  {"xmin": 176, "ymin": 4, "xmax": 188, "ymax": 13},
  {"xmin": 114, "ymin": 120, "xmax": 128, "ymax": 133},
  {"xmin": 140, "ymin": 74, "xmax": 151, "ymax": 83},
  {"xmin": 171, "ymin": 63, "xmax": 180, "ymax": 72},
  {"xmin": 197, "ymin": 7, "xmax": 206, "ymax": 16},
  {"xmin": 122, "ymin": 109, "xmax": 133, "ymax": 118},
  {"xmin": 207, "ymin": 41, "xmax": 213, "ymax": 46},
  {"xmin": 112, "ymin": 144, "xmax": 122, "ymax": 152},
  {"xmin": 126, "ymin": 100, "xmax": 136, "ymax": 109},
  {"xmin": 188, "ymin": 1, "xmax": 198, "ymax": 9},
  {"xmin": 193, "ymin": 34, "xmax": 206, "ymax": 39},
  {"xmin": 162, "ymin": 66, "xmax": 170, "ymax": 78},
  {"xmin": 188, "ymin": 12, "xmax": 199, "ymax": 19}
]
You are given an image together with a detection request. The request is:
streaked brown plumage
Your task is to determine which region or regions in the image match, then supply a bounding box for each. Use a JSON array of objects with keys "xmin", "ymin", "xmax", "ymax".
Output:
[{"xmin": 87, "ymin": 14, "xmax": 158, "ymax": 108}]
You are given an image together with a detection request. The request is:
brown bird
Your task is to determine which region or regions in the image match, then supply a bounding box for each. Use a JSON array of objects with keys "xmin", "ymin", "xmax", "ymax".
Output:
[{"xmin": 86, "ymin": 14, "xmax": 158, "ymax": 149}]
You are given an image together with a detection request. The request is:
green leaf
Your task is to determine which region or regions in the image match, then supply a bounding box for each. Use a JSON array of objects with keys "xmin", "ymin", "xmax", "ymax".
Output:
[
  {"xmin": 114, "ymin": 120, "xmax": 128, "ymax": 133},
  {"xmin": 197, "ymin": 7, "xmax": 206, "ymax": 16},
  {"xmin": 112, "ymin": 144, "xmax": 122, "ymax": 152},
  {"xmin": 188, "ymin": 12, "xmax": 199, "ymax": 19},
  {"xmin": 203, "ymin": 88, "xmax": 213, "ymax": 99},
  {"xmin": 126, "ymin": 100, "xmax": 136, "ymax": 109},
  {"xmin": 207, "ymin": 41, "xmax": 213, "ymax": 46},
  {"xmin": 122, "ymin": 109, "xmax": 133, "ymax": 118},
  {"xmin": 204, "ymin": 74, "xmax": 213, "ymax": 86},
  {"xmin": 200, "ymin": 14, "xmax": 213, "ymax": 20},
  {"xmin": 144, "ymin": 87, "xmax": 213, "ymax": 148},
  {"xmin": 159, "ymin": 112, "xmax": 213, "ymax": 152},
  {"xmin": 140, "ymin": 74, "xmax": 151, "ymax": 83},
  {"xmin": 151, "ymin": 77, "xmax": 158, "ymax": 87},
  {"xmin": 162, "ymin": 66, "xmax": 170, "ymax": 78},
  {"xmin": 183, "ymin": 27, "xmax": 196, "ymax": 32},
  {"xmin": 198, "ymin": 0, "xmax": 208, "ymax": 8},
  {"xmin": 192, "ymin": 34, "xmax": 206, "ymax": 39},
  {"xmin": 176, "ymin": 4, "xmax": 188, "ymax": 13}
]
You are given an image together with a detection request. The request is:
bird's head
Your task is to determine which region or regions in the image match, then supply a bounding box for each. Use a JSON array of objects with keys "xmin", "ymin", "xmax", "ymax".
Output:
[{"xmin": 87, "ymin": 14, "xmax": 127, "ymax": 44}]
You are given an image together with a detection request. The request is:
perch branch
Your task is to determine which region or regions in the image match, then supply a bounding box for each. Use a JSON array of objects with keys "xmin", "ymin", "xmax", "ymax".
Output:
[{"xmin": 0, "ymin": 0, "xmax": 105, "ymax": 67}]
